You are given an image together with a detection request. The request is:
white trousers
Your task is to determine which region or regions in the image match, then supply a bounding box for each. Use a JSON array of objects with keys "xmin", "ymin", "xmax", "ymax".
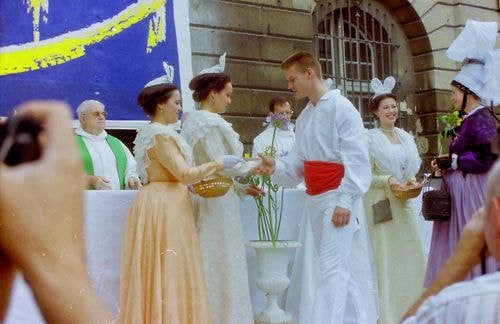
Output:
[{"xmin": 286, "ymin": 191, "xmax": 377, "ymax": 324}]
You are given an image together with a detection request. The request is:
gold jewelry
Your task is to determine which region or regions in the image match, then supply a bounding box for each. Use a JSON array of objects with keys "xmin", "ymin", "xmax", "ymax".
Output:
[
  {"xmin": 380, "ymin": 127, "xmax": 399, "ymax": 143},
  {"xmin": 379, "ymin": 127, "xmax": 395, "ymax": 134}
]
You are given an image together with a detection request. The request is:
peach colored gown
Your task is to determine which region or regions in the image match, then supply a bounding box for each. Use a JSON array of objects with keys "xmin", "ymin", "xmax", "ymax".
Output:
[{"xmin": 120, "ymin": 132, "xmax": 223, "ymax": 324}]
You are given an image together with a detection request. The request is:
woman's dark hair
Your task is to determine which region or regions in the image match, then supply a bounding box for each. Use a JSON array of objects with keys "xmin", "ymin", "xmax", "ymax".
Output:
[
  {"xmin": 137, "ymin": 83, "xmax": 178, "ymax": 117},
  {"xmin": 451, "ymin": 80, "xmax": 480, "ymax": 118},
  {"xmin": 189, "ymin": 73, "xmax": 231, "ymax": 102},
  {"xmin": 368, "ymin": 93, "xmax": 397, "ymax": 117}
]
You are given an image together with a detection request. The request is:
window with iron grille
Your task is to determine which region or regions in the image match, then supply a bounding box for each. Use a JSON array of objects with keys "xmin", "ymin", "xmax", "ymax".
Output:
[{"xmin": 314, "ymin": 0, "xmax": 405, "ymax": 129}]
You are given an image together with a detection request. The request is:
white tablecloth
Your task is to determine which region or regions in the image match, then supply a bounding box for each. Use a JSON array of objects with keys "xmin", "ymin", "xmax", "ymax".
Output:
[{"xmin": 5, "ymin": 189, "xmax": 431, "ymax": 323}]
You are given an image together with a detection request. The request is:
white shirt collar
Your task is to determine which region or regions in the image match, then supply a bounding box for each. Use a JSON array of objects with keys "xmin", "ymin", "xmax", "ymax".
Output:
[
  {"xmin": 466, "ymin": 105, "xmax": 484, "ymax": 117},
  {"xmin": 75, "ymin": 127, "xmax": 107, "ymax": 141}
]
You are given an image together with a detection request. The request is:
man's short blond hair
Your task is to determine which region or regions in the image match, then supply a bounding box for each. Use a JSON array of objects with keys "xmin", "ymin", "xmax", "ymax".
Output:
[{"xmin": 280, "ymin": 51, "xmax": 322, "ymax": 78}]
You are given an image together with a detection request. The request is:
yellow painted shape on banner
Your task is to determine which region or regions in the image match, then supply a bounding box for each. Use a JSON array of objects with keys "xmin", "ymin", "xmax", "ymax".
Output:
[
  {"xmin": 0, "ymin": 0, "xmax": 167, "ymax": 76},
  {"xmin": 147, "ymin": 6, "xmax": 166, "ymax": 53},
  {"xmin": 24, "ymin": 0, "xmax": 49, "ymax": 41}
]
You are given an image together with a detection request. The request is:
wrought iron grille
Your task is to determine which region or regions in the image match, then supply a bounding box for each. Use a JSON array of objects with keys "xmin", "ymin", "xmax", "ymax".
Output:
[{"xmin": 314, "ymin": 0, "xmax": 403, "ymax": 128}]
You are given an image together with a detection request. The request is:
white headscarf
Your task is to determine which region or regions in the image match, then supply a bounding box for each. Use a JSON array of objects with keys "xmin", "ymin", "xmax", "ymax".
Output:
[{"xmin": 446, "ymin": 20, "xmax": 500, "ymax": 104}]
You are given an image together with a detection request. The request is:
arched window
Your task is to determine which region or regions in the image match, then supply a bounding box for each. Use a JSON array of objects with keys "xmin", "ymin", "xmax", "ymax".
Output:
[{"xmin": 314, "ymin": 0, "xmax": 408, "ymax": 128}]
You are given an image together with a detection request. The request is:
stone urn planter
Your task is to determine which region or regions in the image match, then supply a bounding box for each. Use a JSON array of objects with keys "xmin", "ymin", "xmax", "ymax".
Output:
[{"xmin": 246, "ymin": 240, "xmax": 301, "ymax": 324}]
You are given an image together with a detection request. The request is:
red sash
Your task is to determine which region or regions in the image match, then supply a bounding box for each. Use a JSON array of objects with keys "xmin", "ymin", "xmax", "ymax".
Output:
[{"xmin": 304, "ymin": 161, "xmax": 344, "ymax": 195}]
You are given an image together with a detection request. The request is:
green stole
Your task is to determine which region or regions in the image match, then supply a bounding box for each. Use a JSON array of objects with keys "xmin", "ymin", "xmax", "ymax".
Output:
[{"xmin": 75, "ymin": 134, "xmax": 127, "ymax": 189}]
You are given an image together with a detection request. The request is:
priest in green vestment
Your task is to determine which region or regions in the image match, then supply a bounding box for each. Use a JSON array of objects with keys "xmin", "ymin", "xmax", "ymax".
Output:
[{"xmin": 75, "ymin": 100, "xmax": 141, "ymax": 190}]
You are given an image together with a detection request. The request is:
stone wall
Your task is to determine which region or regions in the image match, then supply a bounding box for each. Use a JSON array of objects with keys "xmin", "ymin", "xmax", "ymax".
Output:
[
  {"xmin": 189, "ymin": 0, "xmax": 315, "ymax": 154},
  {"xmin": 410, "ymin": 0, "xmax": 500, "ymax": 159},
  {"xmin": 188, "ymin": 0, "xmax": 499, "ymax": 157}
]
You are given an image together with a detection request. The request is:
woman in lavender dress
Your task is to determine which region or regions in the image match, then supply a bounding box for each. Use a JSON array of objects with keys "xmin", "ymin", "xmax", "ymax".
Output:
[{"xmin": 424, "ymin": 20, "xmax": 499, "ymax": 285}]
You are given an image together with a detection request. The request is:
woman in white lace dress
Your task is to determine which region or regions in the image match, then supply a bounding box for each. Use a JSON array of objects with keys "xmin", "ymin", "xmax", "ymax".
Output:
[
  {"xmin": 362, "ymin": 77, "xmax": 426, "ymax": 324},
  {"xmin": 180, "ymin": 55, "xmax": 254, "ymax": 324}
]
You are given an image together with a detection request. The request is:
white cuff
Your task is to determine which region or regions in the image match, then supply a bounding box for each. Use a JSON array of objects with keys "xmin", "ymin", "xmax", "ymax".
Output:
[
  {"xmin": 337, "ymin": 193, "xmax": 353, "ymax": 211},
  {"xmin": 451, "ymin": 153, "xmax": 458, "ymax": 170}
]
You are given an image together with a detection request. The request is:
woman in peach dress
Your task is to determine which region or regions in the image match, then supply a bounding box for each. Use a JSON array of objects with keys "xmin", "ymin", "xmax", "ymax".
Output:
[{"xmin": 119, "ymin": 74, "xmax": 242, "ymax": 323}]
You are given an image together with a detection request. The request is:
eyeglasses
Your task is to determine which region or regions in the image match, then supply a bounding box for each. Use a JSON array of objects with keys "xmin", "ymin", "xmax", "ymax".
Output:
[
  {"xmin": 282, "ymin": 111, "xmax": 294, "ymax": 115},
  {"xmin": 83, "ymin": 111, "xmax": 107, "ymax": 118}
]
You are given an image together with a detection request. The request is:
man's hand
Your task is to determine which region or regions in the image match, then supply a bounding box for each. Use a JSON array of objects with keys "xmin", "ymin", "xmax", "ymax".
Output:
[
  {"xmin": 251, "ymin": 153, "xmax": 276, "ymax": 176},
  {"xmin": 128, "ymin": 177, "xmax": 142, "ymax": 190},
  {"xmin": 332, "ymin": 206, "xmax": 350, "ymax": 227},
  {"xmin": 245, "ymin": 184, "xmax": 266, "ymax": 198},
  {"xmin": 89, "ymin": 175, "xmax": 112, "ymax": 190}
]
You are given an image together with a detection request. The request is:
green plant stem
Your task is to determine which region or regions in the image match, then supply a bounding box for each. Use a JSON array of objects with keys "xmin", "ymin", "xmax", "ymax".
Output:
[{"xmin": 251, "ymin": 124, "xmax": 285, "ymax": 247}]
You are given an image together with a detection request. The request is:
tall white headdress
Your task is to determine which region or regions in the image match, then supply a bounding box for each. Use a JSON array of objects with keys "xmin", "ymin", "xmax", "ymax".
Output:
[
  {"xmin": 446, "ymin": 19, "xmax": 500, "ymax": 104},
  {"xmin": 197, "ymin": 52, "xmax": 226, "ymax": 75},
  {"xmin": 370, "ymin": 76, "xmax": 396, "ymax": 98},
  {"xmin": 144, "ymin": 62, "xmax": 175, "ymax": 87}
]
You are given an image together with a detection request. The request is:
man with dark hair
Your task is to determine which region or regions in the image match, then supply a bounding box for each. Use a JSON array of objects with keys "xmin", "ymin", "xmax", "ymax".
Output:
[{"xmin": 252, "ymin": 96, "xmax": 295, "ymax": 158}]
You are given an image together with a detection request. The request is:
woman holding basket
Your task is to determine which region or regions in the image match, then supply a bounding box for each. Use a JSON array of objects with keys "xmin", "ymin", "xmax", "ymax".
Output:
[
  {"xmin": 424, "ymin": 20, "xmax": 500, "ymax": 287},
  {"xmin": 119, "ymin": 64, "xmax": 243, "ymax": 323},
  {"xmin": 362, "ymin": 76, "xmax": 426, "ymax": 324}
]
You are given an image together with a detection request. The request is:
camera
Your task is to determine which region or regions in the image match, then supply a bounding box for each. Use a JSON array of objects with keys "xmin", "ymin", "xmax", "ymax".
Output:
[{"xmin": 0, "ymin": 115, "xmax": 42, "ymax": 166}]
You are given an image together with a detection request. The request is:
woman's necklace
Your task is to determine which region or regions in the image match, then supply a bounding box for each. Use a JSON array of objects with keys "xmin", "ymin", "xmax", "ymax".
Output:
[{"xmin": 380, "ymin": 127, "xmax": 399, "ymax": 143}]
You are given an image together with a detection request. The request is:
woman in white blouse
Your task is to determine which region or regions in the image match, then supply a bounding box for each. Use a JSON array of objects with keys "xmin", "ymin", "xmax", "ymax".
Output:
[{"xmin": 362, "ymin": 77, "xmax": 426, "ymax": 324}]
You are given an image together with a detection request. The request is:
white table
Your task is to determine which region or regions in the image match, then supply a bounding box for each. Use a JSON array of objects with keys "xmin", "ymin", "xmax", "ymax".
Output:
[{"xmin": 5, "ymin": 189, "xmax": 431, "ymax": 323}]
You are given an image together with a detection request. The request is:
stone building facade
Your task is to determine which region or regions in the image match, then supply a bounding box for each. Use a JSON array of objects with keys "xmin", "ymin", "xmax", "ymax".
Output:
[{"xmin": 188, "ymin": 0, "xmax": 499, "ymax": 168}]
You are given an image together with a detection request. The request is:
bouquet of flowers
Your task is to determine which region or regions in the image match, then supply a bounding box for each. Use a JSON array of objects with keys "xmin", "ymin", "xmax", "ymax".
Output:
[
  {"xmin": 437, "ymin": 110, "xmax": 463, "ymax": 155},
  {"xmin": 246, "ymin": 113, "xmax": 289, "ymax": 247}
]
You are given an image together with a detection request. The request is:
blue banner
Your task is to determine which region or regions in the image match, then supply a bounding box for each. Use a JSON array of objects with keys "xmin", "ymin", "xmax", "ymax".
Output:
[{"xmin": 0, "ymin": 0, "xmax": 185, "ymax": 120}]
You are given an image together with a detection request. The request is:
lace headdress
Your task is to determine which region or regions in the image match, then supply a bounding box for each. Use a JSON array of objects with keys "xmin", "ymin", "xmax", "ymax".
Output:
[
  {"xmin": 370, "ymin": 76, "xmax": 396, "ymax": 98},
  {"xmin": 197, "ymin": 52, "xmax": 226, "ymax": 75},
  {"xmin": 144, "ymin": 62, "xmax": 175, "ymax": 87},
  {"xmin": 446, "ymin": 20, "xmax": 500, "ymax": 104}
]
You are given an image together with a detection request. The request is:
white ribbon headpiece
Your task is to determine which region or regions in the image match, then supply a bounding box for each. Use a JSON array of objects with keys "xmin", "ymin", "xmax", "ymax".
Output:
[
  {"xmin": 144, "ymin": 62, "xmax": 175, "ymax": 87},
  {"xmin": 197, "ymin": 52, "xmax": 226, "ymax": 75},
  {"xmin": 370, "ymin": 76, "xmax": 396, "ymax": 98},
  {"xmin": 446, "ymin": 19, "xmax": 500, "ymax": 104}
]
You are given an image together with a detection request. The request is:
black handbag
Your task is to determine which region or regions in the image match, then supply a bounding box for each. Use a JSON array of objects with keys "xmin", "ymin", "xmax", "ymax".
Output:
[{"xmin": 422, "ymin": 177, "xmax": 451, "ymax": 221}]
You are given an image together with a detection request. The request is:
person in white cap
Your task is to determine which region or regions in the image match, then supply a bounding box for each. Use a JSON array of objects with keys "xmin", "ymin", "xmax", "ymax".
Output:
[
  {"xmin": 425, "ymin": 19, "xmax": 500, "ymax": 288},
  {"xmin": 119, "ymin": 63, "xmax": 244, "ymax": 323},
  {"xmin": 362, "ymin": 76, "xmax": 426, "ymax": 324},
  {"xmin": 180, "ymin": 53, "xmax": 256, "ymax": 324}
]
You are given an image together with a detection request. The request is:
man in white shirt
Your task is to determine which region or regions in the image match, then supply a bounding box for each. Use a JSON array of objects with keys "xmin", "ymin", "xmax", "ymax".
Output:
[
  {"xmin": 253, "ymin": 51, "xmax": 377, "ymax": 323},
  {"xmin": 403, "ymin": 159, "xmax": 500, "ymax": 324},
  {"xmin": 75, "ymin": 100, "xmax": 141, "ymax": 190},
  {"xmin": 252, "ymin": 96, "xmax": 295, "ymax": 158}
]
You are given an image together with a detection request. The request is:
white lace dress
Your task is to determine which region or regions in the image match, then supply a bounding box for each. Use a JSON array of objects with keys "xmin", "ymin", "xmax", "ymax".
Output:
[{"xmin": 180, "ymin": 110, "xmax": 254, "ymax": 324}]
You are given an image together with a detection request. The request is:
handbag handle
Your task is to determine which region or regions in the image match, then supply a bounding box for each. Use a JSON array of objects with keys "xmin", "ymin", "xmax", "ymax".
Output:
[{"xmin": 424, "ymin": 172, "xmax": 447, "ymax": 191}]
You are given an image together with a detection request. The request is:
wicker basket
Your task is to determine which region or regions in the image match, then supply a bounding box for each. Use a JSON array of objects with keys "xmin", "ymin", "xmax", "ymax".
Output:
[
  {"xmin": 192, "ymin": 176, "xmax": 233, "ymax": 198},
  {"xmin": 390, "ymin": 184, "xmax": 422, "ymax": 200}
]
